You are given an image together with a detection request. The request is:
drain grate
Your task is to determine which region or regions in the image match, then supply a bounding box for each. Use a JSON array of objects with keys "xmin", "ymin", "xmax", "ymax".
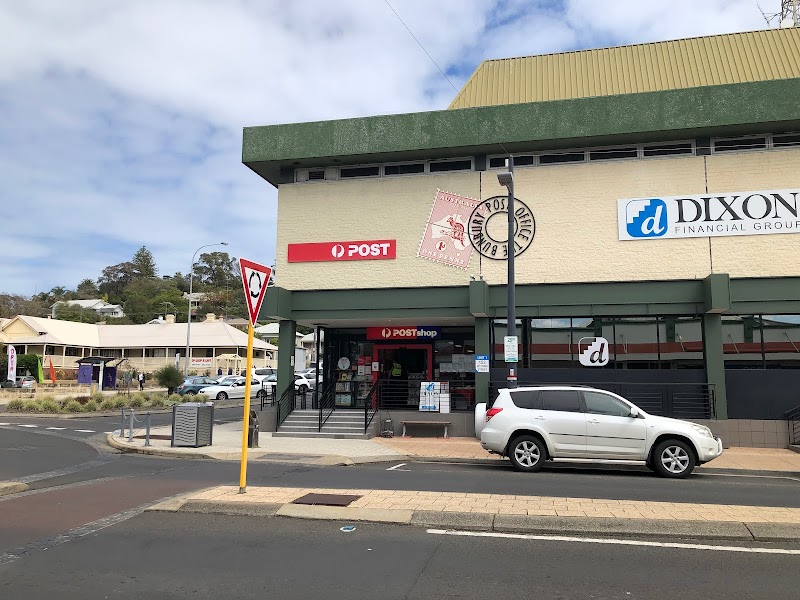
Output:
[{"xmin": 292, "ymin": 493, "xmax": 361, "ymax": 507}]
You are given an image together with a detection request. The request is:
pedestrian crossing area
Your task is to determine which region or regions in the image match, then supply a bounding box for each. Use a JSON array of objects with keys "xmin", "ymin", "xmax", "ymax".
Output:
[{"xmin": 0, "ymin": 422, "xmax": 111, "ymax": 435}]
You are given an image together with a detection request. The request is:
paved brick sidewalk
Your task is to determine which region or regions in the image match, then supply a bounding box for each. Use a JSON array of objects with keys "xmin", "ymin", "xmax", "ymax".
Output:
[
  {"xmin": 374, "ymin": 437, "xmax": 800, "ymax": 472},
  {"xmin": 187, "ymin": 485, "xmax": 800, "ymax": 524}
]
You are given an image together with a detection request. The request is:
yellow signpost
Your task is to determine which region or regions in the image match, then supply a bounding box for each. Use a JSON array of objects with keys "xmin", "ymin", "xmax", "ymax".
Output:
[{"xmin": 238, "ymin": 258, "xmax": 272, "ymax": 494}]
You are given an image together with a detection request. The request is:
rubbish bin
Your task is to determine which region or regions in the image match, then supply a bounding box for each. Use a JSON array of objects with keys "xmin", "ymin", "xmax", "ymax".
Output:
[
  {"xmin": 248, "ymin": 409, "xmax": 259, "ymax": 448},
  {"xmin": 172, "ymin": 402, "xmax": 214, "ymax": 447}
]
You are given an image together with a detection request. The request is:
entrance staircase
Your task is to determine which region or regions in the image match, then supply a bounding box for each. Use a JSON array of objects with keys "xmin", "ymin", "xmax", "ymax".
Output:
[{"xmin": 274, "ymin": 409, "xmax": 379, "ymax": 439}]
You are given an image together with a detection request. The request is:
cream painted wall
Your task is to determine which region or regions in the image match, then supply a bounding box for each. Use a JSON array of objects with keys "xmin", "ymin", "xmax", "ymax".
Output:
[{"xmin": 276, "ymin": 149, "xmax": 800, "ymax": 290}]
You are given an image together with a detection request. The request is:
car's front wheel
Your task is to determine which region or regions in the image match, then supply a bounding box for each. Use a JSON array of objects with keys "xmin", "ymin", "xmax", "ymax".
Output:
[
  {"xmin": 508, "ymin": 435, "xmax": 546, "ymax": 473},
  {"xmin": 652, "ymin": 439, "xmax": 696, "ymax": 478},
  {"xmin": 216, "ymin": 392, "xmax": 228, "ymax": 401}
]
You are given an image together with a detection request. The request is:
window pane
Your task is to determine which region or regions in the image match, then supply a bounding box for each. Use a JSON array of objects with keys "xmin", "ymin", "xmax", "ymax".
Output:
[
  {"xmin": 759, "ymin": 315, "xmax": 800, "ymax": 369},
  {"xmin": 643, "ymin": 142, "xmax": 694, "ymax": 157},
  {"xmin": 713, "ymin": 137, "xmax": 767, "ymax": 152},
  {"xmin": 539, "ymin": 152, "xmax": 584, "ymax": 165},
  {"xmin": 340, "ymin": 165, "xmax": 380, "ymax": 178},
  {"xmin": 530, "ymin": 318, "xmax": 572, "ymax": 368},
  {"xmin": 614, "ymin": 317, "xmax": 660, "ymax": 369},
  {"xmin": 723, "ymin": 315, "xmax": 764, "ymax": 369},
  {"xmin": 509, "ymin": 390, "xmax": 540, "ymax": 409},
  {"xmin": 541, "ymin": 390, "xmax": 581, "ymax": 412},
  {"xmin": 589, "ymin": 147, "xmax": 638, "ymax": 161},
  {"xmin": 584, "ymin": 391, "xmax": 630, "ymax": 417},
  {"xmin": 384, "ymin": 163, "xmax": 424, "ymax": 175},
  {"xmin": 492, "ymin": 319, "xmax": 523, "ymax": 366},
  {"xmin": 429, "ymin": 159, "xmax": 472, "ymax": 172}
]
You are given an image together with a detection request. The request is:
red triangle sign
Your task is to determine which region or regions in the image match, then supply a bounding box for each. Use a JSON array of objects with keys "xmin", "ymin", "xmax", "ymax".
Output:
[{"xmin": 239, "ymin": 258, "xmax": 272, "ymax": 326}]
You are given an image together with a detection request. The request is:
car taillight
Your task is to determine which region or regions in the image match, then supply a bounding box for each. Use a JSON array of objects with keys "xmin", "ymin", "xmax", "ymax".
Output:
[{"xmin": 486, "ymin": 408, "xmax": 503, "ymax": 421}]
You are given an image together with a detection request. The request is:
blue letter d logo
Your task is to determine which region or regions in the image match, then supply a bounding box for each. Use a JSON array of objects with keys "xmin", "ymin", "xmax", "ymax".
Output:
[{"xmin": 626, "ymin": 199, "xmax": 667, "ymax": 238}]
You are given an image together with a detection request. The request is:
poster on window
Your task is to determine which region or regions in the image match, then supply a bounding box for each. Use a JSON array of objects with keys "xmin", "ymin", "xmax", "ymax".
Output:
[
  {"xmin": 419, "ymin": 381, "xmax": 440, "ymax": 412},
  {"xmin": 417, "ymin": 190, "xmax": 482, "ymax": 270}
]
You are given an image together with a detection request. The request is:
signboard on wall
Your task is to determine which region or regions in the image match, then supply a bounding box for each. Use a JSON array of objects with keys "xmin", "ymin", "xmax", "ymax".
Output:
[
  {"xmin": 618, "ymin": 189, "xmax": 800, "ymax": 241},
  {"xmin": 288, "ymin": 240, "xmax": 396, "ymax": 263},
  {"xmin": 190, "ymin": 357, "xmax": 213, "ymax": 368},
  {"xmin": 419, "ymin": 382, "xmax": 440, "ymax": 412},
  {"xmin": 367, "ymin": 326, "xmax": 441, "ymax": 340}
]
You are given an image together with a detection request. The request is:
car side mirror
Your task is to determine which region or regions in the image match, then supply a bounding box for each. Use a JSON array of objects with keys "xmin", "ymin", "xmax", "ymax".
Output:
[{"xmin": 629, "ymin": 407, "xmax": 640, "ymax": 418}]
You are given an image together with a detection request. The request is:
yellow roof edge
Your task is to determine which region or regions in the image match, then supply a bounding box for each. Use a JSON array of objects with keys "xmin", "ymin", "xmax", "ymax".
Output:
[{"xmin": 447, "ymin": 59, "xmax": 489, "ymax": 110}]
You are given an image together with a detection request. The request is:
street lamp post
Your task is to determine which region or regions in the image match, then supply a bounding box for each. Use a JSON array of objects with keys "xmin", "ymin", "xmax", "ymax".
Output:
[
  {"xmin": 184, "ymin": 242, "xmax": 228, "ymax": 376},
  {"xmin": 497, "ymin": 157, "xmax": 517, "ymax": 388}
]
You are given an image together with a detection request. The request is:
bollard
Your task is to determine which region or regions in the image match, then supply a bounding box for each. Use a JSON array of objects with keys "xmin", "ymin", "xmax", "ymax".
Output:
[
  {"xmin": 145, "ymin": 412, "xmax": 151, "ymax": 447},
  {"xmin": 128, "ymin": 410, "xmax": 134, "ymax": 442},
  {"xmin": 120, "ymin": 408, "xmax": 126, "ymax": 439}
]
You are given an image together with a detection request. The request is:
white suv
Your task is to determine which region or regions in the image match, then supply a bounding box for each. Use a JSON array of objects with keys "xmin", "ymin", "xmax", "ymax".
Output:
[{"xmin": 476, "ymin": 386, "xmax": 723, "ymax": 478}]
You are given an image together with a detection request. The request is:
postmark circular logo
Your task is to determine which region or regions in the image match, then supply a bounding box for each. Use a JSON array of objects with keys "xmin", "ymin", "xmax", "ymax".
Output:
[
  {"xmin": 381, "ymin": 328, "xmax": 392, "ymax": 338},
  {"xmin": 331, "ymin": 244, "xmax": 345, "ymax": 258},
  {"xmin": 467, "ymin": 195, "xmax": 535, "ymax": 260}
]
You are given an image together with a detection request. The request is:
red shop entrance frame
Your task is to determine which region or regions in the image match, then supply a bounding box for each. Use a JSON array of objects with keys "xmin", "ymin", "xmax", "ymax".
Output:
[{"xmin": 371, "ymin": 343, "xmax": 433, "ymax": 384}]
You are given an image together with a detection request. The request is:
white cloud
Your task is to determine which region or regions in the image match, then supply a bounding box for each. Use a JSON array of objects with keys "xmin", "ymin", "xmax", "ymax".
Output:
[{"xmin": 0, "ymin": 0, "xmax": 772, "ymax": 298}]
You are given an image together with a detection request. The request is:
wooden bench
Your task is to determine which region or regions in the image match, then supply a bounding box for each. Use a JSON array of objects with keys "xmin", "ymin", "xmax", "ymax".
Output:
[{"xmin": 400, "ymin": 420, "xmax": 451, "ymax": 438}]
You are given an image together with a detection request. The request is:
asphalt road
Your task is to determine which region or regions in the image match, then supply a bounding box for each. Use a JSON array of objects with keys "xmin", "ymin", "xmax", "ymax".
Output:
[
  {"xmin": 3, "ymin": 424, "xmax": 800, "ymax": 509},
  {"xmin": 1, "ymin": 513, "xmax": 798, "ymax": 599}
]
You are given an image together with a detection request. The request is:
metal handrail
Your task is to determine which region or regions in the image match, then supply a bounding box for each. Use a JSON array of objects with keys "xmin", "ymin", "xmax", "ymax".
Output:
[
  {"xmin": 318, "ymin": 382, "xmax": 336, "ymax": 431},
  {"xmin": 275, "ymin": 384, "xmax": 295, "ymax": 430},
  {"xmin": 259, "ymin": 382, "xmax": 275, "ymax": 411},
  {"xmin": 786, "ymin": 404, "xmax": 800, "ymax": 445},
  {"xmin": 364, "ymin": 379, "xmax": 381, "ymax": 434}
]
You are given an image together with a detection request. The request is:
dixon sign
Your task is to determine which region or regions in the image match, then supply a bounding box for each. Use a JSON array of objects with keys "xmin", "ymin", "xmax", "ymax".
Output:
[{"xmin": 619, "ymin": 189, "xmax": 800, "ymax": 240}]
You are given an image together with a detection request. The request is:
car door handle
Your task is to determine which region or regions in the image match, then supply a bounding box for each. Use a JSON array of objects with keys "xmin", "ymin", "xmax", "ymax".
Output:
[
  {"xmin": 587, "ymin": 418, "xmax": 600, "ymax": 424},
  {"xmin": 534, "ymin": 415, "xmax": 546, "ymax": 420}
]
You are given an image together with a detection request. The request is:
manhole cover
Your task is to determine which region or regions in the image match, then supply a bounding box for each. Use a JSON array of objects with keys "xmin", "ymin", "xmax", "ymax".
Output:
[{"xmin": 292, "ymin": 493, "xmax": 361, "ymax": 507}]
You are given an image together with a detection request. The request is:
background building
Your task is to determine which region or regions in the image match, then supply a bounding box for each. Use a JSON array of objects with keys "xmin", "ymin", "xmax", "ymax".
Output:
[{"xmin": 245, "ymin": 28, "xmax": 800, "ymax": 445}]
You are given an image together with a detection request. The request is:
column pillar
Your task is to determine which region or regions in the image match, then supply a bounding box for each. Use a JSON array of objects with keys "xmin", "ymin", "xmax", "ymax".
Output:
[
  {"xmin": 475, "ymin": 317, "xmax": 490, "ymax": 406},
  {"xmin": 703, "ymin": 313, "xmax": 728, "ymax": 420},
  {"xmin": 278, "ymin": 320, "xmax": 297, "ymax": 397}
]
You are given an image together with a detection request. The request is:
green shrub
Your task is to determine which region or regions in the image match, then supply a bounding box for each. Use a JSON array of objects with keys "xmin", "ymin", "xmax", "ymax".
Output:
[
  {"xmin": 39, "ymin": 394, "xmax": 56, "ymax": 404},
  {"xmin": 39, "ymin": 399, "xmax": 60, "ymax": 413},
  {"xmin": 91, "ymin": 392, "xmax": 105, "ymax": 404},
  {"xmin": 195, "ymin": 393, "xmax": 209, "ymax": 403},
  {"xmin": 83, "ymin": 400, "xmax": 98, "ymax": 412},
  {"xmin": 129, "ymin": 395, "xmax": 144, "ymax": 408},
  {"xmin": 154, "ymin": 365, "xmax": 184, "ymax": 391},
  {"xmin": 148, "ymin": 396, "xmax": 166, "ymax": 408},
  {"xmin": 6, "ymin": 399, "xmax": 26, "ymax": 411},
  {"xmin": 99, "ymin": 399, "xmax": 116, "ymax": 411},
  {"xmin": 112, "ymin": 397, "xmax": 127, "ymax": 409},
  {"xmin": 64, "ymin": 399, "xmax": 84, "ymax": 413}
]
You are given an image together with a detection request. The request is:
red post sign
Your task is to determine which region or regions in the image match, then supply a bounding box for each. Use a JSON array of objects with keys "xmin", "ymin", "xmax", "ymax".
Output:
[{"xmin": 288, "ymin": 240, "xmax": 396, "ymax": 263}]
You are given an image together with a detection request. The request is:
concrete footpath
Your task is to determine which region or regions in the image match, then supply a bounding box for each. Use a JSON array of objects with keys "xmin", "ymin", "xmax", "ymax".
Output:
[{"xmin": 149, "ymin": 484, "xmax": 800, "ymax": 542}]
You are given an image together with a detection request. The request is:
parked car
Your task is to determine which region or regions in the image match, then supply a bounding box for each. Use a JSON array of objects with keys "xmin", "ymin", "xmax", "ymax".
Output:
[
  {"xmin": 197, "ymin": 376, "xmax": 261, "ymax": 401},
  {"xmin": 14, "ymin": 376, "xmax": 37, "ymax": 389},
  {"xmin": 260, "ymin": 373, "xmax": 313, "ymax": 396},
  {"xmin": 176, "ymin": 376, "xmax": 220, "ymax": 396},
  {"xmin": 475, "ymin": 386, "xmax": 723, "ymax": 478}
]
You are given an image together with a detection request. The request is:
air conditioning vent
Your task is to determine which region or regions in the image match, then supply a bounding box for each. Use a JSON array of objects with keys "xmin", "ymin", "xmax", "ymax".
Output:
[{"xmin": 308, "ymin": 170, "xmax": 325, "ymax": 180}]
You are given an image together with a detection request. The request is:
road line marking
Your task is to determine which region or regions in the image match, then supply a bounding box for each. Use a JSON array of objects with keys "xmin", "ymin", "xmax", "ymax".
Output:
[
  {"xmin": 46, "ymin": 427, "xmax": 67, "ymax": 430},
  {"xmin": 426, "ymin": 529, "xmax": 800, "ymax": 555},
  {"xmin": 17, "ymin": 424, "xmax": 38, "ymax": 428},
  {"xmin": 702, "ymin": 472, "xmax": 800, "ymax": 484},
  {"xmin": 387, "ymin": 463, "xmax": 408, "ymax": 471},
  {"xmin": 0, "ymin": 422, "xmax": 12, "ymax": 425},
  {"xmin": 73, "ymin": 429, "xmax": 96, "ymax": 433}
]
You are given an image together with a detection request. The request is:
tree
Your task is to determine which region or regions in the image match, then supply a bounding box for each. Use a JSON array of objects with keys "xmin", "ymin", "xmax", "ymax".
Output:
[
  {"xmin": 153, "ymin": 365, "xmax": 183, "ymax": 395},
  {"xmin": 131, "ymin": 246, "xmax": 158, "ymax": 279},
  {"xmin": 193, "ymin": 252, "xmax": 238, "ymax": 289},
  {"xmin": 54, "ymin": 303, "xmax": 101, "ymax": 323},
  {"xmin": 75, "ymin": 278, "xmax": 99, "ymax": 299},
  {"xmin": 122, "ymin": 278, "xmax": 185, "ymax": 324},
  {"xmin": 98, "ymin": 261, "xmax": 136, "ymax": 304},
  {"xmin": 0, "ymin": 294, "xmax": 50, "ymax": 318}
]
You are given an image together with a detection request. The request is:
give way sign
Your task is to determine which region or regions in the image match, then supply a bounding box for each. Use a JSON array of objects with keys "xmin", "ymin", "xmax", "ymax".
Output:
[{"xmin": 239, "ymin": 258, "xmax": 272, "ymax": 325}]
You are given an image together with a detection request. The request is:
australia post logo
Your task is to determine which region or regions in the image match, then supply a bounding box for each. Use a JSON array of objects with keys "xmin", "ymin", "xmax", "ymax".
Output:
[
  {"xmin": 618, "ymin": 189, "xmax": 800, "ymax": 241},
  {"xmin": 288, "ymin": 240, "xmax": 396, "ymax": 263},
  {"xmin": 367, "ymin": 326, "xmax": 441, "ymax": 340}
]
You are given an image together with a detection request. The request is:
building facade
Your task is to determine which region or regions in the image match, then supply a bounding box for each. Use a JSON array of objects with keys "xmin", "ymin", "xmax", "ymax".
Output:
[
  {"xmin": 1, "ymin": 315, "xmax": 276, "ymax": 375},
  {"xmin": 246, "ymin": 29, "xmax": 800, "ymax": 446}
]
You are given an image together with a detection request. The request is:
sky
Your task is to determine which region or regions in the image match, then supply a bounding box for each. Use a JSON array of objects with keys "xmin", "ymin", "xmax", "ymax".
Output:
[{"xmin": 0, "ymin": 0, "xmax": 778, "ymax": 296}]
